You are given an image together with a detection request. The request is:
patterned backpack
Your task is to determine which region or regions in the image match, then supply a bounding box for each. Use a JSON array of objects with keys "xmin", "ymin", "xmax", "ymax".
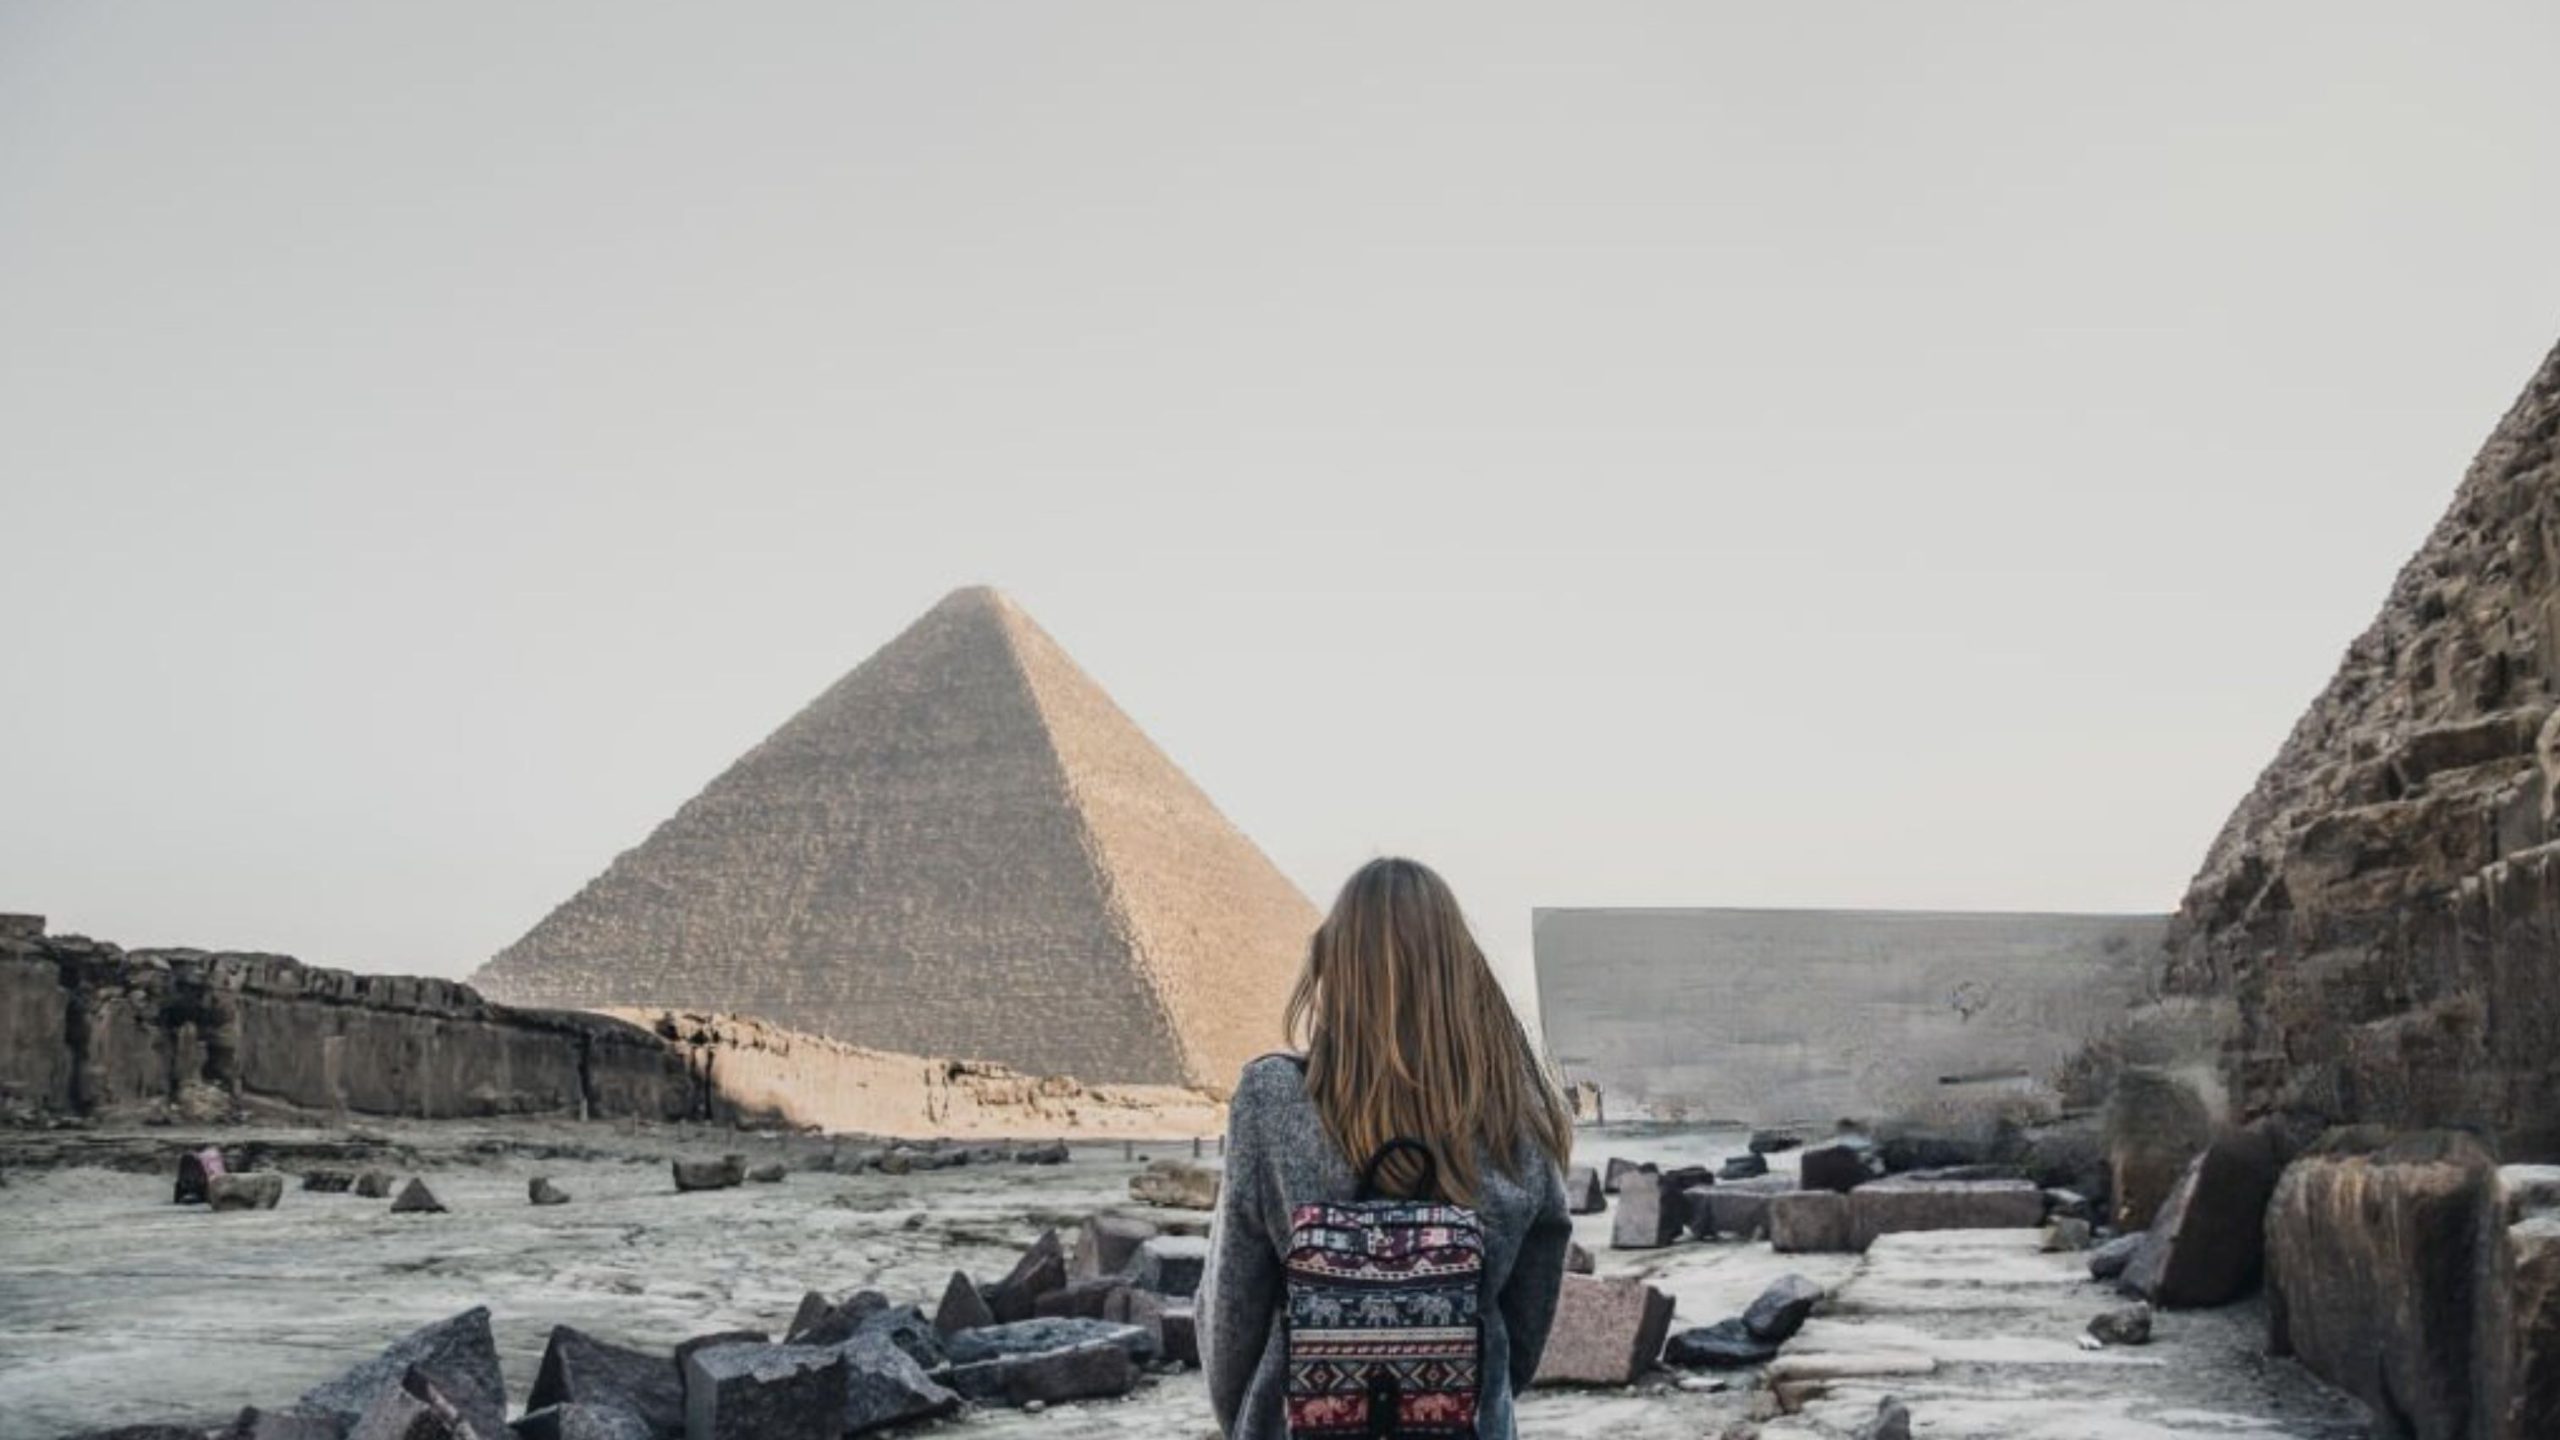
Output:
[{"xmin": 1282, "ymin": 1136, "xmax": 1486, "ymax": 1438}]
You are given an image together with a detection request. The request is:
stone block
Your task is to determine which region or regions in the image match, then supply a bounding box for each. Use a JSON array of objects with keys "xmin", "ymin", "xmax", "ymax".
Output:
[
  {"xmin": 2120, "ymin": 1126, "xmax": 2284, "ymax": 1307},
  {"xmin": 1604, "ymin": 1157, "xmax": 1643, "ymax": 1193},
  {"xmin": 529, "ymin": 1177, "xmax": 571, "ymax": 1206},
  {"xmin": 1720, "ymin": 1153, "xmax": 1769, "ymax": 1181},
  {"xmin": 941, "ymin": 1317, "xmax": 1154, "ymax": 1367},
  {"xmin": 985, "ymin": 1229, "xmax": 1067, "ymax": 1323},
  {"xmin": 1532, "ymin": 1273, "xmax": 1674, "ymax": 1386},
  {"xmin": 744, "ymin": 1163, "xmax": 784, "ymax": 1184},
  {"xmin": 300, "ymin": 1308, "xmax": 506, "ymax": 1440},
  {"xmin": 528, "ymin": 1326, "xmax": 682, "ymax": 1437},
  {"xmin": 1743, "ymin": 1275, "xmax": 1823, "ymax": 1343},
  {"xmin": 355, "ymin": 1170, "xmax": 394, "ymax": 1199},
  {"xmin": 1564, "ymin": 1165, "xmax": 1604, "ymax": 1214},
  {"xmin": 1662, "ymin": 1318, "xmax": 1776, "ymax": 1369},
  {"xmin": 2087, "ymin": 1303, "xmax": 2152, "ymax": 1347},
  {"xmin": 512, "ymin": 1403, "xmax": 656, "ymax": 1440},
  {"xmin": 671, "ymin": 1334, "xmax": 765, "ymax": 1373},
  {"xmin": 932, "ymin": 1271, "xmax": 993, "ymax": 1336},
  {"xmin": 220, "ymin": 1407, "xmax": 343, "ymax": 1440},
  {"xmin": 350, "ymin": 1367, "xmax": 473, "ymax": 1440},
  {"xmin": 1032, "ymin": 1278, "xmax": 1124, "ymax": 1320},
  {"xmin": 680, "ymin": 1344, "xmax": 845, "ymax": 1440},
  {"xmin": 1846, "ymin": 1178, "xmax": 2044, "ymax": 1252},
  {"xmin": 208, "ymin": 1172, "xmax": 284, "ymax": 1212},
  {"xmin": 1126, "ymin": 1234, "xmax": 1208, "ymax": 1296},
  {"xmin": 2087, "ymin": 1232, "xmax": 2143, "ymax": 1280},
  {"xmin": 1768, "ymin": 1191, "xmax": 1853, "ymax": 1254},
  {"xmin": 390, "ymin": 1179, "xmax": 446, "ymax": 1215},
  {"xmin": 1799, "ymin": 1138, "xmax": 1885, "ymax": 1193},
  {"xmin": 785, "ymin": 1291, "xmax": 887, "ymax": 1348},
  {"xmin": 304, "ymin": 1171, "xmax": 354, "ymax": 1194},
  {"xmin": 1564, "ymin": 1240, "xmax": 1594, "ymax": 1274},
  {"xmin": 2266, "ymin": 1129, "xmax": 2499, "ymax": 1440},
  {"xmin": 672, "ymin": 1157, "xmax": 744, "ymax": 1193},
  {"xmin": 1612, "ymin": 1168, "xmax": 1685, "ymax": 1249},
  {"xmin": 942, "ymin": 1340, "xmax": 1137, "ymax": 1407},
  {"xmin": 1702, "ymin": 1180, "xmax": 1788, "ymax": 1241},
  {"xmin": 825, "ymin": 1332, "xmax": 958, "ymax": 1435},
  {"xmin": 1070, "ymin": 1213, "xmax": 1158, "ymax": 1279}
]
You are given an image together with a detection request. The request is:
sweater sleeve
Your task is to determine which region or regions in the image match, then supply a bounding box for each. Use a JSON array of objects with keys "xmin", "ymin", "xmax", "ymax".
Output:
[
  {"xmin": 1202, "ymin": 1066, "xmax": 1284, "ymax": 1434},
  {"xmin": 1499, "ymin": 1155, "xmax": 1572, "ymax": 1389}
]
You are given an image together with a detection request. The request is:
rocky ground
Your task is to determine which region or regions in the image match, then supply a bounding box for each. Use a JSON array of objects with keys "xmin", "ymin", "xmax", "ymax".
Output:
[{"xmin": 0, "ymin": 1121, "xmax": 2369, "ymax": 1440}]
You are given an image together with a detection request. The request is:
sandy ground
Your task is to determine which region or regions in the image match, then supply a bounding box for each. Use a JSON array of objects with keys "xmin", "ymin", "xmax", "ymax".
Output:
[{"xmin": 0, "ymin": 1122, "xmax": 2371, "ymax": 1440}]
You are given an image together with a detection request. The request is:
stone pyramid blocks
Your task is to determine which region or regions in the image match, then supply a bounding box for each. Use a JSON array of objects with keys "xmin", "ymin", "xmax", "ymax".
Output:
[{"xmin": 472, "ymin": 588, "xmax": 1317, "ymax": 1089}]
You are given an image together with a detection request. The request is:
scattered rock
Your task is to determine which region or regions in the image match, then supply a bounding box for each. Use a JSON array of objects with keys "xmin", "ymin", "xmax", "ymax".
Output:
[
  {"xmin": 390, "ymin": 1179, "xmax": 447, "ymax": 1215},
  {"xmin": 527, "ymin": 1325, "xmax": 681, "ymax": 1437},
  {"xmin": 1532, "ymin": 1273, "xmax": 1675, "ymax": 1386},
  {"xmin": 985, "ymin": 1230, "xmax": 1068, "ymax": 1323},
  {"xmin": 1612, "ymin": 1167, "xmax": 1697, "ymax": 1249},
  {"xmin": 208, "ymin": 1172, "xmax": 285, "ymax": 1212},
  {"xmin": 680, "ymin": 1343, "xmax": 847, "ymax": 1440},
  {"xmin": 1662, "ymin": 1319, "xmax": 1777, "ymax": 1369},
  {"xmin": 528, "ymin": 1177, "xmax": 571, "ymax": 1207},
  {"xmin": 1719, "ymin": 1153, "xmax": 1769, "ymax": 1181},
  {"xmin": 2120, "ymin": 1125, "xmax": 2284, "ymax": 1307},
  {"xmin": 1768, "ymin": 1190, "xmax": 1853, "ymax": 1254},
  {"xmin": 672, "ymin": 1156, "xmax": 745, "ymax": 1193},
  {"xmin": 826, "ymin": 1331, "xmax": 959, "ymax": 1435},
  {"xmin": 1854, "ymin": 1395, "xmax": 1912, "ymax": 1440},
  {"xmin": 355, "ymin": 1170, "xmax": 395, "ymax": 1199},
  {"xmin": 2087, "ymin": 1232, "xmax": 2143, "ymax": 1280},
  {"xmin": 511, "ymin": 1402, "xmax": 656, "ymax": 1440},
  {"xmin": 1032, "ymin": 1278, "xmax": 1124, "ymax": 1320},
  {"xmin": 672, "ymin": 1332, "xmax": 767, "ymax": 1373},
  {"xmin": 2041, "ymin": 1217, "xmax": 2093, "ymax": 1252},
  {"xmin": 299, "ymin": 1308, "xmax": 506, "ymax": 1440},
  {"xmin": 1070, "ymin": 1214, "xmax": 1159, "ymax": 1280},
  {"xmin": 787, "ymin": 1291, "xmax": 889, "ymax": 1348},
  {"xmin": 942, "ymin": 1338, "xmax": 1135, "ymax": 1408},
  {"xmin": 349, "ymin": 1365, "xmax": 473, "ymax": 1440},
  {"xmin": 942, "ymin": 1318, "xmax": 1154, "ymax": 1367},
  {"xmin": 1126, "ymin": 1235, "xmax": 1208, "ymax": 1297},
  {"xmin": 1799, "ymin": 1138, "xmax": 1886, "ymax": 1193},
  {"xmin": 2086, "ymin": 1302, "xmax": 2153, "ymax": 1347},
  {"xmin": 175, "ymin": 1146, "xmax": 227, "ymax": 1204},
  {"xmin": 1012, "ymin": 1141, "xmax": 1069, "ymax": 1165},
  {"xmin": 1847, "ymin": 1178, "xmax": 2044, "ymax": 1251},
  {"xmin": 932, "ymin": 1271, "xmax": 994, "ymax": 1337},
  {"xmin": 1564, "ymin": 1164, "xmax": 1605, "ymax": 1214},
  {"xmin": 1742, "ymin": 1275, "xmax": 1822, "ymax": 1344},
  {"xmin": 1127, "ymin": 1158, "xmax": 1218, "ymax": 1209},
  {"xmin": 304, "ymin": 1170, "xmax": 355, "ymax": 1194}
]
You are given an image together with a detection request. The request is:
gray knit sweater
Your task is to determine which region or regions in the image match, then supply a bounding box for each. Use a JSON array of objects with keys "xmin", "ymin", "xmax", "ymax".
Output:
[{"xmin": 1199, "ymin": 1054, "xmax": 1572, "ymax": 1440}]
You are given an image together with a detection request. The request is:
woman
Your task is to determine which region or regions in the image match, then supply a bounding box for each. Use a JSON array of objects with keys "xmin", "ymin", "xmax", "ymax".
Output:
[{"xmin": 1202, "ymin": 857, "xmax": 1575, "ymax": 1440}]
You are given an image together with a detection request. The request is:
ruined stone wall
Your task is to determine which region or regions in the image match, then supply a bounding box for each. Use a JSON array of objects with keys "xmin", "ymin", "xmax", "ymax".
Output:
[
  {"xmin": 0, "ymin": 925, "xmax": 696, "ymax": 1125},
  {"xmin": 2163, "ymin": 337, "xmax": 2560, "ymax": 1160},
  {"xmin": 0, "ymin": 921, "xmax": 1224, "ymax": 1139}
]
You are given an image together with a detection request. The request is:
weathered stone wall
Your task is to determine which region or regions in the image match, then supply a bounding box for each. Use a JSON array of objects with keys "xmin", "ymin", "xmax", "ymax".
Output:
[
  {"xmin": 0, "ymin": 925, "xmax": 696, "ymax": 1124},
  {"xmin": 1, "ymin": 922, "xmax": 1224, "ymax": 1139},
  {"xmin": 2163, "ymin": 336, "xmax": 2560, "ymax": 1160},
  {"xmin": 1533, "ymin": 907, "xmax": 2166, "ymax": 1127}
]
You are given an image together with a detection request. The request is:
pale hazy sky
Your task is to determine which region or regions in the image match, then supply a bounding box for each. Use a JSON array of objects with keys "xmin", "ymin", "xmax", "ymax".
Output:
[{"xmin": 5, "ymin": 4, "xmax": 2558, "ymax": 1000}]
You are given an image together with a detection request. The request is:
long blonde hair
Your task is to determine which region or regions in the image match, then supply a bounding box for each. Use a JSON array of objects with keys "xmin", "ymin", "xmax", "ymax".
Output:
[{"xmin": 1284, "ymin": 857, "xmax": 1573, "ymax": 1205}]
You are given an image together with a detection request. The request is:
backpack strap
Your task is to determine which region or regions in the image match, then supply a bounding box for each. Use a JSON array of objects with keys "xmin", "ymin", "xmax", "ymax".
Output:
[{"xmin": 1358, "ymin": 1137, "xmax": 1441, "ymax": 1203}]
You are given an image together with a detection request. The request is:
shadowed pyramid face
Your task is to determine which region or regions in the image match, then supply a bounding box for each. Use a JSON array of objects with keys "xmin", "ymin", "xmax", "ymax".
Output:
[{"xmin": 471, "ymin": 586, "xmax": 1316, "ymax": 1089}]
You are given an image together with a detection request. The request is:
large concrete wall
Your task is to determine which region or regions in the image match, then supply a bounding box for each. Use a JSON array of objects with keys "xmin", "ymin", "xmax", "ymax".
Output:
[{"xmin": 1534, "ymin": 907, "xmax": 2167, "ymax": 1127}]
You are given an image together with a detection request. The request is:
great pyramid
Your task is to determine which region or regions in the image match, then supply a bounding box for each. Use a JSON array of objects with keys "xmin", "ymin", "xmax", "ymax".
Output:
[{"xmin": 470, "ymin": 587, "xmax": 1318, "ymax": 1090}]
